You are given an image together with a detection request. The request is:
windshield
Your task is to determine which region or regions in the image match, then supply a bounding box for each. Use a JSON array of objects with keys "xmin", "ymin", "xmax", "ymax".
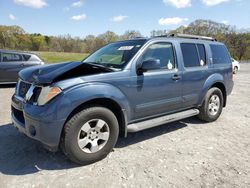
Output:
[{"xmin": 83, "ymin": 40, "xmax": 147, "ymax": 69}]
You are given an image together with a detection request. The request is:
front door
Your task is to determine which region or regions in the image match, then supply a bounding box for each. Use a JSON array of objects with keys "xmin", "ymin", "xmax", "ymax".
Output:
[{"xmin": 128, "ymin": 42, "xmax": 183, "ymax": 120}]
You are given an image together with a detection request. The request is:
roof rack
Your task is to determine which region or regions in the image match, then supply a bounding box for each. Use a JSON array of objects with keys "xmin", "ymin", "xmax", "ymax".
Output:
[{"xmin": 158, "ymin": 33, "xmax": 217, "ymax": 41}]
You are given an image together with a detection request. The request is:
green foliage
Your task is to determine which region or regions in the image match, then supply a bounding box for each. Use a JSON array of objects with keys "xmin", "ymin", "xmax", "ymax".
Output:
[
  {"xmin": 35, "ymin": 51, "xmax": 88, "ymax": 63},
  {"xmin": 0, "ymin": 20, "xmax": 250, "ymax": 60},
  {"xmin": 174, "ymin": 19, "xmax": 235, "ymax": 36},
  {"xmin": 120, "ymin": 30, "xmax": 142, "ymax": 40},
  {"xmin": 167, "ymin": 19, "xmax": 250, "ymax": 60}
]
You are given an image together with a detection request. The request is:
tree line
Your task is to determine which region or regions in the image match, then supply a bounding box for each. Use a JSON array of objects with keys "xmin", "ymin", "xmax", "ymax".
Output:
[
  {"xmin": 0, "ymin": 25, "xmax": 142, "ymax": 54},
  {"xmin": 0, "ymin": 19, "xmax": 250, "ymax": 60},
  {"xmin": 168, "ymin": 20, "xmax": 250, "ymax": 60}
]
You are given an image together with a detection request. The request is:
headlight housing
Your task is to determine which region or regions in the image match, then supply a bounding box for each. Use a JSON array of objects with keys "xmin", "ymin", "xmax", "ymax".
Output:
[{"xmin": 37, "ymin": 86, "xmax": 62, "ymax": 106}]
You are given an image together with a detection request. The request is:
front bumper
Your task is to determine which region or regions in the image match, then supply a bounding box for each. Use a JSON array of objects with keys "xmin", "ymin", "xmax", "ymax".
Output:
[{"xmin": 11, "ymin": 95, "xmax": 66, "ymax": 151}]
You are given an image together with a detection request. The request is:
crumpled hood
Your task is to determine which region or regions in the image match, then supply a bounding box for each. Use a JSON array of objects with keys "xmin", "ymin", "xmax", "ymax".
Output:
[{"xmin": 19, "ymin": 61, "xmax": 112, "ymax": 84}]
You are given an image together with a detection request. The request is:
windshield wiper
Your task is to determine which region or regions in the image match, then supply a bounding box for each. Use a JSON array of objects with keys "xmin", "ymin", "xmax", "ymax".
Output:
[{"xmin": 84, "ymin": 62, "xmax": 120, "ymax": 71}]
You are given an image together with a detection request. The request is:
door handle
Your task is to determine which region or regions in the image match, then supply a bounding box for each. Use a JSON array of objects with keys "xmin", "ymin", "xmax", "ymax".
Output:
[{"xmin": 172, "ymin": 74, "xmax": 181, "ymax": 81}]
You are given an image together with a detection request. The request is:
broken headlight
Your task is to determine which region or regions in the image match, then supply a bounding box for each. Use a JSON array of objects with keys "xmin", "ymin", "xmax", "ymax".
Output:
[{"xmin": 37, "ymin": 86, "xmax": 62, "ymax": 106}]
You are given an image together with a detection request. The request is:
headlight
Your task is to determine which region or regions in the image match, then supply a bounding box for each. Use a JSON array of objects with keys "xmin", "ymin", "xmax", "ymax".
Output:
[{"xmin": 37, "ymin": 86, "xmax": 62, "ymax": 106}]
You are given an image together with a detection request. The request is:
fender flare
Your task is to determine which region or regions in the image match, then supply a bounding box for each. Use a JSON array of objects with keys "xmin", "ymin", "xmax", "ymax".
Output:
[{"xmin": 198, "ymin": 73, "xmax": 226, "ymax": 106}]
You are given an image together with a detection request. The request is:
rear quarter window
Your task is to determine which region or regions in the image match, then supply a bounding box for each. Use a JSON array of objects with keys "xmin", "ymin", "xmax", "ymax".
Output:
[
  {"xmin": 23, "ymin": 54, "xmax": 31, "ymax": 61},
  {"xmin": 210, "ymin": 44, "xmax": 231, "ymax": 64}
]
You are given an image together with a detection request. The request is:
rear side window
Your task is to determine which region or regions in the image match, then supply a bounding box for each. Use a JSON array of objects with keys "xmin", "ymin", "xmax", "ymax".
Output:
[
  {"xmin": 210, "ymin": 44, "xmax": 231, "ymax": 64},
  {"xmin": 181, "ymin": 43, "xmax": 199, "ymax": 67},
  {"xmin": 2, "ymin": 53, "xmax": 22, "ymax": 62},
  {"xmin": 181, "ymin": 43, "xmax": 206, "ymax": 68}
]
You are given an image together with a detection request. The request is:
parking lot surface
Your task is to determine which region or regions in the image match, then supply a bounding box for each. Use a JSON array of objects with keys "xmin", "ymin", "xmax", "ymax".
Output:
[{"xmin": 0, "ymin": 64, "xmax": 250, "ymax": 188}]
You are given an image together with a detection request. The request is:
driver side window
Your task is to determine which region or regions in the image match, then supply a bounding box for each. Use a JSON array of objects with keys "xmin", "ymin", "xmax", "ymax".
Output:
[{"xmin": 140, "ymin": 42, "xmax": 175, "ymax": 71}]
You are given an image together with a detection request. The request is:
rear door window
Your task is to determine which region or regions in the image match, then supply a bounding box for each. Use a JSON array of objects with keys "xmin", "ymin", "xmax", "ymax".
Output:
[
  {"xmin": 181, "ymin": 43, "xmax": 200, "ymax": 67},
  {"xmin": 181, "ymin": 43, "xmax": 207, "ymax": 68},
  {"xmin": 210, "ymin": 44, "xmax": 231, "ymax": 64},
  {"xmin": 2, "ymin": 53, "xmax": 22, "ymax": 62}
]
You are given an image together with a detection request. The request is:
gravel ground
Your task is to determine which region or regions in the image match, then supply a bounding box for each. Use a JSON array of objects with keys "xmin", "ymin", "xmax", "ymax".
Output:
[{"xmin": 0, "ymin": 64, "xmax": 250, "ymax": 188}]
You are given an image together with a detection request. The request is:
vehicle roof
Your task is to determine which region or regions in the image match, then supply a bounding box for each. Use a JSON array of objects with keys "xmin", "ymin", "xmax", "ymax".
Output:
[
  {"xmin": 0, "ymin": 49, "xmax": 38, "ymax": 56},
  {"xmin": 151, "ymin": 37, "xmax": 223, "ymax": 45},
  {"xmin": 123, "ymin": 36, "xmax": 224, "ymax": 45}
]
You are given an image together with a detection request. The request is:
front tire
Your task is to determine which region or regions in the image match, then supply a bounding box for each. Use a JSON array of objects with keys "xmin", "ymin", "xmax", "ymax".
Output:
[
  {"xmin": 198, "ymin": 88, "xmax": 224, "ymax": 122},
  {"xmin": 62, "ymin": 106, "xmax": 119, "ymax": 165}
]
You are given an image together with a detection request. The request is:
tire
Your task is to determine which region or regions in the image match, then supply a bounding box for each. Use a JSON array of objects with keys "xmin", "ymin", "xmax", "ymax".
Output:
[
  {"xmin": 234, "ymin": 66, "xmax": 238, "ymax": 74},
  {"xmin": 198, "ymin": 88, "xmax": 224, "ymax": 122},
  {"xmin": 62, "ymin": 106, "xmax": 119, "ymax": 165}
]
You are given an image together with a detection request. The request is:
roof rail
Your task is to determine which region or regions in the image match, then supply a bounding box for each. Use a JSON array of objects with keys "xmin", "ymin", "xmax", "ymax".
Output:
[{"xmin": 167, "ymin": 33, "xmax": 217, "ymax": 41}]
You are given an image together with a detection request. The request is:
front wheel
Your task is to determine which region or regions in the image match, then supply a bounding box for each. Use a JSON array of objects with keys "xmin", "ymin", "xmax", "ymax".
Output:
[
  {"xmin": 198, "ymin": 88, "xmax": 224, "ymax": 122},
  {"xmin": 62, "ymin": 106, "xmax": 119, "ymax": 165}
]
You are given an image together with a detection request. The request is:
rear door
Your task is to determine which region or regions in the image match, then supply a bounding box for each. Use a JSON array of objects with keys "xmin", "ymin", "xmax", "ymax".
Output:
[
  {"xmin": 0, "ymin": 52, "xmax": 24, "ymax": 82},
  {"xmin": 180, "ymin": 43, "xmax": 209, "ymax": 108}
]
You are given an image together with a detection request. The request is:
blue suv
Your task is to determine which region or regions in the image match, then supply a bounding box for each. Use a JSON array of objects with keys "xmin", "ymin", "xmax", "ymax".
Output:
[{"xmin": 11, "ymin": 34, "xmax": 234, "ymax": 164}]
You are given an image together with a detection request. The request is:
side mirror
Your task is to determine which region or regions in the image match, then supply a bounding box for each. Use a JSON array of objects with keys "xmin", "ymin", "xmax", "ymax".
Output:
[{"xmin": 140, "ymin": 59, "xmax": 161, "ymax": 73}]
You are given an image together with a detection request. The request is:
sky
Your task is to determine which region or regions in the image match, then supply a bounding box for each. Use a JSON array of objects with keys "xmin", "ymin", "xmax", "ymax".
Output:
[{"xmin": 0, "ymin": 0, "xmax": 249, "ymax": 37}]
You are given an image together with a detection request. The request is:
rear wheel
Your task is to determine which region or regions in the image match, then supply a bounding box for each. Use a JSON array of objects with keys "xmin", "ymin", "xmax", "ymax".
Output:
[
  {"xmin": 62, "ymin": 106, "xmax": 119, "ymax": 165},
  {"xmin": 198, "ymin": 88, "xmax": 223, "ymax": 122}
]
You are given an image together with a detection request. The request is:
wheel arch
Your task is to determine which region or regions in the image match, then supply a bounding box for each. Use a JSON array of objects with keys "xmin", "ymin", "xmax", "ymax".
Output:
[
  {"xmin": 63, "ymin": 97, "xmax": 128, "ymax": 138},
  {"xmin": 209, "ymin": 82, "xmax": 227, "ymax": 107},
  {"xmin": 199, "ymin": 74, "xmax": 227, "ymax": 107}
]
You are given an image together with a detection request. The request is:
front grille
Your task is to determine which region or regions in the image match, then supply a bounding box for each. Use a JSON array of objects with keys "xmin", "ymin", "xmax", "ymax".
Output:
[
  {"xmin": 18, "ymin": 81, "xmax": 32, "ymax": 98},
  {"xmin": 12, "ymin": 106, "xmax": 25, "ymax": 124},
  {"xmin": 17, "ymin": 80, "xmax": 42, "ymax": 104},
  {"xmin": 30, "ymin": 87, "xmax": 42, "ymax": 103}
]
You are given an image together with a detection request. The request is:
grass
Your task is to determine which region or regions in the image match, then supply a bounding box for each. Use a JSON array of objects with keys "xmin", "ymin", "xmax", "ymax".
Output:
[{"xmin": 33, "ymin": 51, "xmax": 89, "ymax": 64}]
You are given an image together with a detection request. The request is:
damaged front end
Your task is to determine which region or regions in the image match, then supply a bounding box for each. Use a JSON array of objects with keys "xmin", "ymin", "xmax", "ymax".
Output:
[
  {"xmin": 16, "ymin": 80, "xmax": 62, "ymax": 106},
  {"xmin": 11, "ymin": 61, "xmax": 116, "ymax": 151},
  {"xmin": 16, "ymin": 61, "xmax": 114, "ymax": 106},
  {"xmin": 19, "ymin": 61, "xmax": 114, "ymax": 84}
]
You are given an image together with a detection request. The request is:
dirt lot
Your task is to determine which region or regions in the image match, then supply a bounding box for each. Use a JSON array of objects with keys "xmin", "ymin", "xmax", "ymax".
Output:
[{"xmin": 0, "ymin": 64, "xmax": 250, "ymax": 188}]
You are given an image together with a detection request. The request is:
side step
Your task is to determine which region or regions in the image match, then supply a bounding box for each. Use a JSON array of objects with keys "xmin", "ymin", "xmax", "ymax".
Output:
[{"xmin": 127, "ymin": 109, "xmax": 199, "ymax": 132}]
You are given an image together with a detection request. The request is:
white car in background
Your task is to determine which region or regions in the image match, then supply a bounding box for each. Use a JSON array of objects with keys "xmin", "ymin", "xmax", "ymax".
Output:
[{"xmin": 231, "ymin": 58, "xmax": 240, "ymax": 74}]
